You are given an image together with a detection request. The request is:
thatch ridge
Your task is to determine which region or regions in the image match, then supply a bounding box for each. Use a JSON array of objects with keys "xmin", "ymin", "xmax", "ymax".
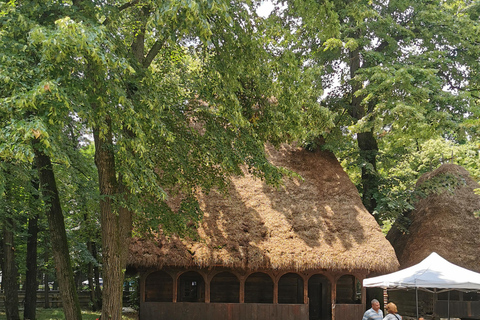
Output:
[
  {"xmin": 129, "ymin": 144, "xmax": 398, "ymax": 273},
  {"xmin": 387, "ymin": 163, "xmax": 480, "ymax": 272}
]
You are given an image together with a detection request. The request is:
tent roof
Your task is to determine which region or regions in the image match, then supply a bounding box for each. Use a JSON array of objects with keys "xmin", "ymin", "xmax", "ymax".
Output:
[{"xmin": 363, "ymin": 252, "xmax": 480, "ymax": 290}]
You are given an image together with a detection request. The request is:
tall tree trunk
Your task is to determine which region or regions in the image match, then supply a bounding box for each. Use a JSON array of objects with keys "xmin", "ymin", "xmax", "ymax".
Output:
[
  {"xmin": 94, "ymin": 120, "xmax": 133, "ymax": 320},
  {"xmin": 44, "ymin": 242, "xmax": 50, "ymax": 308},
  {"xmin": 93, "ymin": 242, "xmax": 103, "ymax": 311},
  {"xmin": 3, "ymin": 216, "xmax": 20, "ymax": 320},
  {"xmin": 24, "ymin": 178, "xmax": 40, "ymax": 320},
  {"xmin": 358, "ymin": 131, "xmax": 379, "ymax": 213},
  {"xmin": 348, "ymin": 48, "xmax": 379, "ymax": 214},
  {"xmin": 87, "ymin": 241, "xmax": 102, "ymax": 311},
  {"xmin": 33, "ymin": 142, "xmax": 82, "ymax": 320}
]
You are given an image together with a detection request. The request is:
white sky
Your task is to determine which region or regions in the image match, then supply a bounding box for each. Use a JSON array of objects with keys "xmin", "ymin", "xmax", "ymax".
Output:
[{"xmin": 257, "ymin": 1, "xmax": 275, "ymax": 17}]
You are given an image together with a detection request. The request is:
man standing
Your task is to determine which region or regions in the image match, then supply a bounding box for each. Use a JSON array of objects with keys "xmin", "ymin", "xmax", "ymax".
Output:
[{"xmin": 363, "ymin": 299, "xmax": 383, "ymax": 320}]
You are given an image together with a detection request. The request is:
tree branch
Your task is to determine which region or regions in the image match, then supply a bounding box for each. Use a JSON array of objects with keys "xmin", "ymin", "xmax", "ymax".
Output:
[
  {"xmin": 119, "ymin": 0, "xmax": 141, "ymax": 12},
  {"xmin": 103, "ymin": 0, "xmax": 140, "ymax": 25},
  {"xmin": 143, "ymin": 38, "xmax": 167, "ymax": 68}
]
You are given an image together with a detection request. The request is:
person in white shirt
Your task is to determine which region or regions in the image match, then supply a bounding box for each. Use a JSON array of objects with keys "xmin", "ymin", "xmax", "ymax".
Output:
[{"xmin": 363, "ymin": 299, "xmax": 383, "ymax": 320}]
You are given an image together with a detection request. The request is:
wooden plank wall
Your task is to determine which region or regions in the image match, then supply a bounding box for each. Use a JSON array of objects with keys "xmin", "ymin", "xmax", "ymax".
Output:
[
  {"xmin": 141, "ymin": 302, "xmax": 309, "ymax": 320},
  {"xmin": 334, "ymin": 304, "xmax": 365, "ymax": 320}
]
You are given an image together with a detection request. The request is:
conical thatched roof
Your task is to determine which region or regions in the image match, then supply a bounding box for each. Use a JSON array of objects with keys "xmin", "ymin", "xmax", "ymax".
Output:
[
  {"xmin": 387, "ymin": 164, "xmax": 480, "ymax": 272},
  {"xmin": 128, "ymin": 144, "xmax": 398, "ymax": 273}
]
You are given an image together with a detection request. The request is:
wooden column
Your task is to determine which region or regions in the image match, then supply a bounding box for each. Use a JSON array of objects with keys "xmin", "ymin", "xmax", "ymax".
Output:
[
  {"xmin": 383, "ymin": 288, "xmax": 388, "ymax": 313},
  {"xmin": 304, "ymin": 274, "xmax": 309, "ymax": 305},
  {"xmin": 140, "ymin": 272, "xmax": 146, "ymax": 303},
  {"xmin": 239, "ymin": 275, "xmax": 245, "ymax": 303},
  {"xmin": 273, "ymin": 274, "xmax": 279, "ymax": 304},
  {"xmin": 331, "ymin": 276, "xmax": 337, "ymax": 320},
  {"xmin": 173, "ymin": 272, "xmax": 178, "ymax": 302},
  {"xmin": 361, "ymin": 275, "xmax": 366, "ymax": 306},
  {"xmin": 205, "ymin": 272, "xmax": 210, "ymax": 303}
]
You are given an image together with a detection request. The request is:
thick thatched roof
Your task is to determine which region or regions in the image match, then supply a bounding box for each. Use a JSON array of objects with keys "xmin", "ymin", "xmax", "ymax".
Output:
[
  {"xmin": 387, "ymin": 164, "xmax": 480, "ymax": 272},
  {"xmin": 128, "ymin": 144, "xmax": 398, "ymax": 273}
]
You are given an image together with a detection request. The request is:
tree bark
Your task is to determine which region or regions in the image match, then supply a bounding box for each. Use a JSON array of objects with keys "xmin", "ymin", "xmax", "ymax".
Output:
[
  {"xmin": 24, "ymin": 178, "xmax": 40, "ymax": 320},
  {"xmin": 33, "ymin": 141, "xmax": 82, "ymax": 320},
  {"xmin": 348, "ymin": 48, "xmax": 380, "ymax": 214},
  {"xmin": 94, "ymin": 119, "xmax": 133, "ymax": 320},
  {"xmin": 3, "ymin": 216, "xmax": 20, "ymax": 320},
  {"xmin": 87, "ymin": 241, "xmax": 102, "ymax": 311},
  {"xmin": 357, "ymin": 131, "xmax": 379, "ymax": 213},
  {"xmin": 44, "ymin": 250, "xmax": 50, "ymax": 308},
  {"xmin": 93, "ymin": 242, "xmax": 103, "ymax": 311}
]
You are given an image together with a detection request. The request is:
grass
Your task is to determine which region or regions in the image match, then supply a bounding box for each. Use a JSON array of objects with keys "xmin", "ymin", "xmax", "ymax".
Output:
[{"xmin": 0, "ymin": 309, "xmax": 138, "ymax": 320}]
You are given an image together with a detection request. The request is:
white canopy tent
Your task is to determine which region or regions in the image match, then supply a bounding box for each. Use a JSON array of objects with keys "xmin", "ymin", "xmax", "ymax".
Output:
[{"xmin": 363, "ymin": 252, "xmax": 480, "ymax": 319}]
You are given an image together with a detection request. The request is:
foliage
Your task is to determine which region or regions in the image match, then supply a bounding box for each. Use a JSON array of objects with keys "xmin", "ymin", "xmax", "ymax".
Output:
[
  {"xmin": 282, "ymin": 0, "xmax": 480, "ymax": 222},
  {"xmin": 2, "ymin": 0, "xmax": 480, "ymax": 316},
  {"xmin": 1, "ymin": 0, "xmax": 337, "ymax": 318}
]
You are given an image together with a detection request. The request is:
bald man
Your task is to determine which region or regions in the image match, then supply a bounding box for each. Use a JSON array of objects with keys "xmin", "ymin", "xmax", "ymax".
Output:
[{"xmin": 362, "ymin": 299, "xmax": 383, "ymax": 320}]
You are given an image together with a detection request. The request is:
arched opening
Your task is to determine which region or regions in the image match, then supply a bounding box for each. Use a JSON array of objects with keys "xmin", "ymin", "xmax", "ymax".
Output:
[
  {"xmin": 145, "ymin": 271, "xmax": 173, "ymax": 302},
  {"xmin": 308, "ymin": 274, "xmax": 331, "ymax": 320},
  {"xmin": 278, "ymin": 273, "xmax": 304, "ymax": 304},
  {"xmin": 210, "ymin": 272, "xmax": 240, "ymax": 303},
  {"xmin": 336, "ymin": 274, "xmax": 361, "ymax": 304},
  {"xmin": 177, "ymin": 271, "xmax": 205, "ymax": 302},
  {"xmin": 245, "ymin": 272, "xmax": 273, "ymax": 303}
]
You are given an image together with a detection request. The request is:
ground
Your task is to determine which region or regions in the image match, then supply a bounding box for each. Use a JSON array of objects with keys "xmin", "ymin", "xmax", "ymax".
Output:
[{"xmin": 0, "ymin": 309, "xmax": 138, "ymax": 320}]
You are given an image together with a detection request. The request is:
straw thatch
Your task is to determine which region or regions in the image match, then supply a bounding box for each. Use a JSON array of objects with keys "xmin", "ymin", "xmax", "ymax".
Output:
[
  {"xmin": 128, "ymin": 144, "xmax": 398, "ymax": 273},
  {"xmin": 387, "ymin": 163, "xmax": 480, "ymax": 272}
]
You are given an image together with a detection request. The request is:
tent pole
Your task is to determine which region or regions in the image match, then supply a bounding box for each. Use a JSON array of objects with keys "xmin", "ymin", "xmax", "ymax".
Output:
[
  {"xmin": 448, "ymin": 291, "xmax": 450, "ymax": 320},
  {"xmin": 416, "ymin": 287, "xmax": 419, "ymax": 320}
]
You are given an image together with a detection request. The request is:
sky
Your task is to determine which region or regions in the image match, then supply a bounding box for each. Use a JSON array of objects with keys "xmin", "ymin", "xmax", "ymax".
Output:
[{"xmin": 257, "ymin": 1, "xmax": 275, "ymax": 17}]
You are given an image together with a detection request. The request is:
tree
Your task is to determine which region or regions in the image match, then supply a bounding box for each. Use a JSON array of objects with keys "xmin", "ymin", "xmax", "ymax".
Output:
[
  {"xmin": 1, "ymin": 2, "xmax": 96, "ymax": 318},
  {"xmin": 1, "ymin": 1, "xmax": 336, "ymax": 319},
  {"xmin": 24, "ymin": 176, "xmax": 40, "ymax": 320},
  {"xmin": 281, "ymin": 0, "xmax": 480, "ymax": 221},
  {"xmin": 1, "ymin": 163, "xmax": 21, "ymax": 320},
  {"xmin": 0, "ymin": 161, "xmax": 37, "ymax": 320}
]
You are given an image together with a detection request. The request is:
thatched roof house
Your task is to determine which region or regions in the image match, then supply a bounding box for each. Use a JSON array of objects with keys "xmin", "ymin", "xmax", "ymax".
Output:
[
  {"xmin": 386, "ymin": 164, "xmax": 480, "ymax": 320},
  {"xmin": 387, "ymin": 163, "xmax": 480, "ymax": 271},
  {"xmin": 129, "ymin": 144, "xmax": 398, "ymax": 320}
]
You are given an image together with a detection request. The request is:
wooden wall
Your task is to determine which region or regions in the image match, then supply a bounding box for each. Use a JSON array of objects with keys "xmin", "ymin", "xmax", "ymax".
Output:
[
  {"xmin": 140, "ymin": 267, "xmax": 368, "ymax": 320},
  {"xmin": 141, "ymin": 302, "xmax": 309, "ymax": 320}
]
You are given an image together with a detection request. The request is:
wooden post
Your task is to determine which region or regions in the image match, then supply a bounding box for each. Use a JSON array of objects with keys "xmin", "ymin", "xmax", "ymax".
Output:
[
  {"xmin": 332, "ymin": 277, "xmax": 337, "ymax": 320},
  {"xmin": 239, "ymin": 275, "xmax": 245, "ymax": 303},
  {"xmin": 205, "ymin": 272, "xmax": 210, "ymax": 303},
  {"xmin": 383, "ymin": 289, "xmax": 388, "ymax": 314},
  {"xmin": 304, "ymin": 274, "xmax": 309, "ymax": 305},
  {"xmin": 173, "ymin": 272, "xmax": 178, "ymax": 302},
  {"xmin": 273, "ymin": 274, "xmax": 278, "ymax": 304},
  {"xmin": 361, "ymin": 275, "xmax": 366, "ymax": 306},
  {"xmin": 139, "ymin": 272, "xmax": 145, "ymax": 304}
]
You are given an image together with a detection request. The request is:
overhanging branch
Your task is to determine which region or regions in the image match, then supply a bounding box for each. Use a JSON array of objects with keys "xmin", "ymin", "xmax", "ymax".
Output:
[
  {"xmin": 103, "ymin": 0, "xmax": 140, "ymax": 25},
  {"xmin": 143, "ymin": 39, "xmax": 167, "ymax": 68}
]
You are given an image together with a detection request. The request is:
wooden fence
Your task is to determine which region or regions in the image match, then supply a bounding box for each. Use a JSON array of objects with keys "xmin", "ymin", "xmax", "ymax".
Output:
[
  {"xmin": 0, "ymin": 291, "xmax": 134, "ymax": 311},
  {"xmin": 0, "ymin": 291, "xmax": 92, "ymax": 310}
]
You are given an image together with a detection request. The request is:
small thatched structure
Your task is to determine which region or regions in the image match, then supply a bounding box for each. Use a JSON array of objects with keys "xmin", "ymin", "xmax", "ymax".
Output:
[
  {"xmin": 386, "ymin": 164, "xmax": 480, "ymax": 320},
  {"xmin": 387, "ymin": 163, "xmax": 480, "ymax": 272},
  {"xmin": 129, "ymin": 144, "xmax": 398, "ymax": 320}
]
